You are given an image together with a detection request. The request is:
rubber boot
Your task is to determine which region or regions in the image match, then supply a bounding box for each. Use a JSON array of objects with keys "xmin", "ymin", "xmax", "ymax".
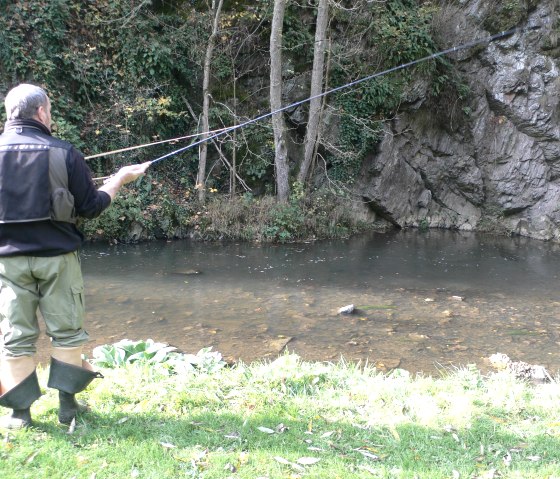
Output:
[
  {"xmin": 47, "ymin": 356, "xmax": 103, "ymax": 425},
  {"xmin": 0, "ymin": 370, "xmax": 42, "ymax": 429}
]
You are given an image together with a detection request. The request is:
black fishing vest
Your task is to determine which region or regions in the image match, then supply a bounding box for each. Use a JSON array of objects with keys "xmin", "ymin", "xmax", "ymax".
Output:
[{"xmin": 0, "ymin": 126, "xmax": 77, "ymax": 224}]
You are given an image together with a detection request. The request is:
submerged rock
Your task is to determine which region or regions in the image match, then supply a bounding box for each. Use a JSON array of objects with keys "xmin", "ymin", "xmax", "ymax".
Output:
[{"xmin": 338, "ymin": 304, "xmax": 355, "ymax": 314}]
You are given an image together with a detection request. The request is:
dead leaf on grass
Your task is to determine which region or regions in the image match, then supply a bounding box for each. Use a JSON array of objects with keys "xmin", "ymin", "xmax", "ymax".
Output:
[
  {"xmin": 257, "ymin": 426, "xmax": 275, "ymax": 434},
  {"xmin": 355, "ymin": 449, "xmax": 380, "ymax": 461},
  {"xmin": 274, "ymin": 456, "xmax": 305, "ymax": 472},
  {"xmin": 24, "ymin": 450, "xmax": 39, "ymax": 464}
]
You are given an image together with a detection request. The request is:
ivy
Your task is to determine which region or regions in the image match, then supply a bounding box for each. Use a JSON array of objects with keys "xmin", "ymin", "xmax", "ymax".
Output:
[{"xmin": 0, "ymin": 0, "xmax": 471, "ymax": 242}]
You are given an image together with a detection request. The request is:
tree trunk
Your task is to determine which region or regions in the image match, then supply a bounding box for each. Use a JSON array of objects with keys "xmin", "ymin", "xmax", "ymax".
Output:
[
  {"xmin": 196, "ymin": 0, "xmax": 224, "ymax": 203},
  {"xmin": 270, "ymin": 0, "xmax": 290, "ymax": 203},
  {"xmin": 297, "ymin": 0, "xmax": 329, "ymax": 185}
]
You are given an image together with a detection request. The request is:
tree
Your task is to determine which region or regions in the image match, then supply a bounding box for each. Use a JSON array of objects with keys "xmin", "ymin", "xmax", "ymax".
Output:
[
  {"xmin": 297, "ymin": 0, "xmax": 329, "ymax": 186},
  {"xmin": 196, "ymin": 0, "xmax": 224, "ymax": 203},
  {"xmin": 269, "ymin": 0, "xmax": 290, "ymax": 203}
]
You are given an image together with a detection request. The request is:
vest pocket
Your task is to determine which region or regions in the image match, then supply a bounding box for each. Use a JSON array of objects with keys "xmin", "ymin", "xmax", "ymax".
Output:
[{"xmin": 51, "ymin": 188, "xmax": 77, "ymax": 223}]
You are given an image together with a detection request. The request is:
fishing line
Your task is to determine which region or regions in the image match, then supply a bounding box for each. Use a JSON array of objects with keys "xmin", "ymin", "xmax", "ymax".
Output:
[{"xmin": 94, "ymin": 23, "xmax": 539, "ymax": 180}]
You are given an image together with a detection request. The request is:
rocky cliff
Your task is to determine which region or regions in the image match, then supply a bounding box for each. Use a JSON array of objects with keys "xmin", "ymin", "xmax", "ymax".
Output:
[{"xmin": 354, "ymin": 1, "xmax": 560, "ymax": 241}]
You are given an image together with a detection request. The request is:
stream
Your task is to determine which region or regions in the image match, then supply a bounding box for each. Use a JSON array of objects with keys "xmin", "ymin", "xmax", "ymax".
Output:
[{"xmin": 33, "ymin": 230, "xmax": 560, "ymax": 375}]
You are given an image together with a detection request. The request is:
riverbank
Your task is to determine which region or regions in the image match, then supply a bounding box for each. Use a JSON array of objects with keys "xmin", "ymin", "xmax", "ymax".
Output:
[
  {"xmin": 2, "ymin": 349, "xmax": 560, "ymax": 479},
  {"xmin": 80, "ymin": 188, "xmax": 390, "ymax": 244}
]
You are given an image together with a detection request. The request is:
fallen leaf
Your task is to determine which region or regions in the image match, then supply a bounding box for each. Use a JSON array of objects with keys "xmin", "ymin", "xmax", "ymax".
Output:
[
  {"xmin": 274, "ymin": 456, "xmax": 305, "ymax": 472},
  {"xmin": 257, "ymin": 426, "xmax": 275, "ymax": 434},
  {"xmin": 67, "ymin": 417, "xmax": 76, "ymax": 435},
  {"xmin": 296, "ymin": 457, "xmax": 321, "ymax": 465},
  {"xmin": 358, "ymin": 465, "xmax": 378, "ymax": 475},
  {"xmin": 356, "ymin": 449, "xmax": 380, "ymax": 461},
  {"xmin": 160, "ymin": 442, "xmax": 176, "ymax": 449}
]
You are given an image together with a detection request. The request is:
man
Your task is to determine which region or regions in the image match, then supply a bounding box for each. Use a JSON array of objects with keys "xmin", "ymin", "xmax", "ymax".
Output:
[{"xmin": 0, "ymin": 83, "xmax": 151, "ymax": 429}]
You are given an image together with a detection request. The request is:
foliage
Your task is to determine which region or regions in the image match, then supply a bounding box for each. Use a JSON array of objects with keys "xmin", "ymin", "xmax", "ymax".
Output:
[
  {"xmin": 91, "ymin": 338, "xmax": 177, "ymax": 368},
  {"xmin": 0, "ymin": 0, "xmax": 472, "ymax": 241},
  {"xmin": 79, "ymin": 185, "xmax": 145, "ymax": 242},
  {"xmin": 372, "ymin": 0, "xmax": 438, "ymax": 68},
  {"xmin": 91, "ymin": 339, "xmax": 226, "ymax": 374},
  {"xmin": 325, "ymin": 0, "xmax": 447, "ymax": 182},
  {"xmin": 0, "ymin": 0, "xmax": 198, "ymax": 162},
  {"xmin": 198, "ymin": 187, "xmax": 374, "ymax": 243},
  {"xmin": 482, "ymin": 0, "xmax": 529, "ymax": 34}
]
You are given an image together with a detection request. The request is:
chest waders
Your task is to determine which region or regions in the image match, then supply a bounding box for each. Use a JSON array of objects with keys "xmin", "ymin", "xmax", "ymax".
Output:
[
  {"xmin": 0, "ymin": 356, "xmax": 41, "ymax": 429},
  {"xmin": 0, "ymin": 129, "xmax": 101, "ymax": 429},
  {"xmin": 47, "ymin": 347, "xmax": 104, "ymax": 425}
]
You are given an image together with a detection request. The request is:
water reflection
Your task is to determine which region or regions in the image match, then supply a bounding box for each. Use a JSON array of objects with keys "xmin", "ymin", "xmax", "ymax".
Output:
[{"xmin": 35, "ymin": 230, "xmax": 560, "ymax": 375}]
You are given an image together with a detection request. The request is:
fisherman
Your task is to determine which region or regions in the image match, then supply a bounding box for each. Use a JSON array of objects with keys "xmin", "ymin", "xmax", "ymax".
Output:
[{"xmin": 0, "ymin": 83, "xmax": 150, "ymax": 429}]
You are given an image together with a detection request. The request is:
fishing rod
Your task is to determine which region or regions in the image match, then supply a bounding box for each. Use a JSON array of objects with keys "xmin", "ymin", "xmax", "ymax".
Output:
[
  {"xmin": 94, "ymin": 24, "xmax": 540, "ymax": 181},
  {"xmin": 85, "ymin": 126, "xmax": 230, "ymax": 160}
]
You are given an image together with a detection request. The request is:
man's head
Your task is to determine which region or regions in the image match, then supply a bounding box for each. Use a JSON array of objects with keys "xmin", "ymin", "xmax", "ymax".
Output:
[{"xmin": 5, "ymin": 84, "xmax": 52, "ymax": 131}]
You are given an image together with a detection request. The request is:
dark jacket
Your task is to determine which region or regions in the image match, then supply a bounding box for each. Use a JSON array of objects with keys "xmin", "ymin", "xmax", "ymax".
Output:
[{"xmin": 0, "ymin": 119, "xmax": 111, "ymax": 257}]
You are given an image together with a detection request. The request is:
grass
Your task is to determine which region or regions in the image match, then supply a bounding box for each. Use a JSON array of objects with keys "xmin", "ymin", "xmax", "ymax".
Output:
[{"xmin": 2, "ymin": 353, "xmax": 560, "ymax": 479}]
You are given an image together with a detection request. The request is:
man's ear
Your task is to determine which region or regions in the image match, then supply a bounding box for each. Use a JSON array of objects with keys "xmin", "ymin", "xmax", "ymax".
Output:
[{"xmin": 36, "ymin": 105, "xmax": 47, "ymax": 123}]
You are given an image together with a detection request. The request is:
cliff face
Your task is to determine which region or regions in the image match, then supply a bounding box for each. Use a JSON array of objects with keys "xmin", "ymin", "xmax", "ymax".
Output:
[{"xmin": 355, "ymin": 1, "xmax": 560, "ymax": 240}]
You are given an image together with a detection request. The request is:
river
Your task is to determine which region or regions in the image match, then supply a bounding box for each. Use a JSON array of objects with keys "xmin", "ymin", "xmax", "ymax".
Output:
[{"xmin": 33, "ymin": 230, "xmax": 560, "ymax": 375}]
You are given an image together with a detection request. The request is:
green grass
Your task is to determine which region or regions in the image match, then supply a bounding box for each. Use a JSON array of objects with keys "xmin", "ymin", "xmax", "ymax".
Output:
[{"xmin": 2, "ymin": 354, "xmax": 560, "ymax": 478}]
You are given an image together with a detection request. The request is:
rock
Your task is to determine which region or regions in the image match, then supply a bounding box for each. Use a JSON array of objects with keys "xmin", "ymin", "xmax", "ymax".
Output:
[
  {"xmin": 488, "ymin": 353, "xmax": 552, "ymax": 383},
  {"xmin": 338, "ymin": 304, "xmax": 355, "ymax": 314},
  {"xmin": 354, "ymin": 1, "xmax": 560, "ymax": 242},
  {"xmin": 375, "ymin": 358, "xmax": 401, "ymax": 372},
  {"xmin": 450, "ymin": 296, "xmax": 464, "ymax": 301},
  {"xmin": 172, "ymin": 269, "xmax": 201, "ymax": 276},
  {"xmin": 268, "ymin": 336, "xmax": 293, "ymax": 354}
]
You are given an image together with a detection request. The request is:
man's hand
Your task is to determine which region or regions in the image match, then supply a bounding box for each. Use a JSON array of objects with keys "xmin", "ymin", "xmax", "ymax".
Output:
[
  {"xmin": 114, "ymin": 161, "xmax": 152, "ymax": 185},
  {"xmin": 99, "ymin": 161, "xmax": 152, "ymax": 200}
]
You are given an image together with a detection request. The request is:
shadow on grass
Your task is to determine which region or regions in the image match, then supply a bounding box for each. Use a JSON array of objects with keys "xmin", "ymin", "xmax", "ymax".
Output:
[{"xmin": 7, "ymin": 401, "xmax": 560, "ymax": 479}]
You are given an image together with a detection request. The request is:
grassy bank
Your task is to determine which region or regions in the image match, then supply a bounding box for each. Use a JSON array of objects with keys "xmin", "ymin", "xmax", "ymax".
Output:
[
  {"xmin": 2, "ymin": 350, "xmax": 560, "ymax": 479},
  {"xmin": 81, "ymin": 186, "xmax": 384, "ymax": 244}
]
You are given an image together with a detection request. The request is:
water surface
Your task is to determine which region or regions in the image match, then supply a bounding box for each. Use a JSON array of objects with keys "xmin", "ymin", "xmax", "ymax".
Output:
[{"xmin": 35, "ymin": 230, "xmax": 560, "ymax": 375}]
